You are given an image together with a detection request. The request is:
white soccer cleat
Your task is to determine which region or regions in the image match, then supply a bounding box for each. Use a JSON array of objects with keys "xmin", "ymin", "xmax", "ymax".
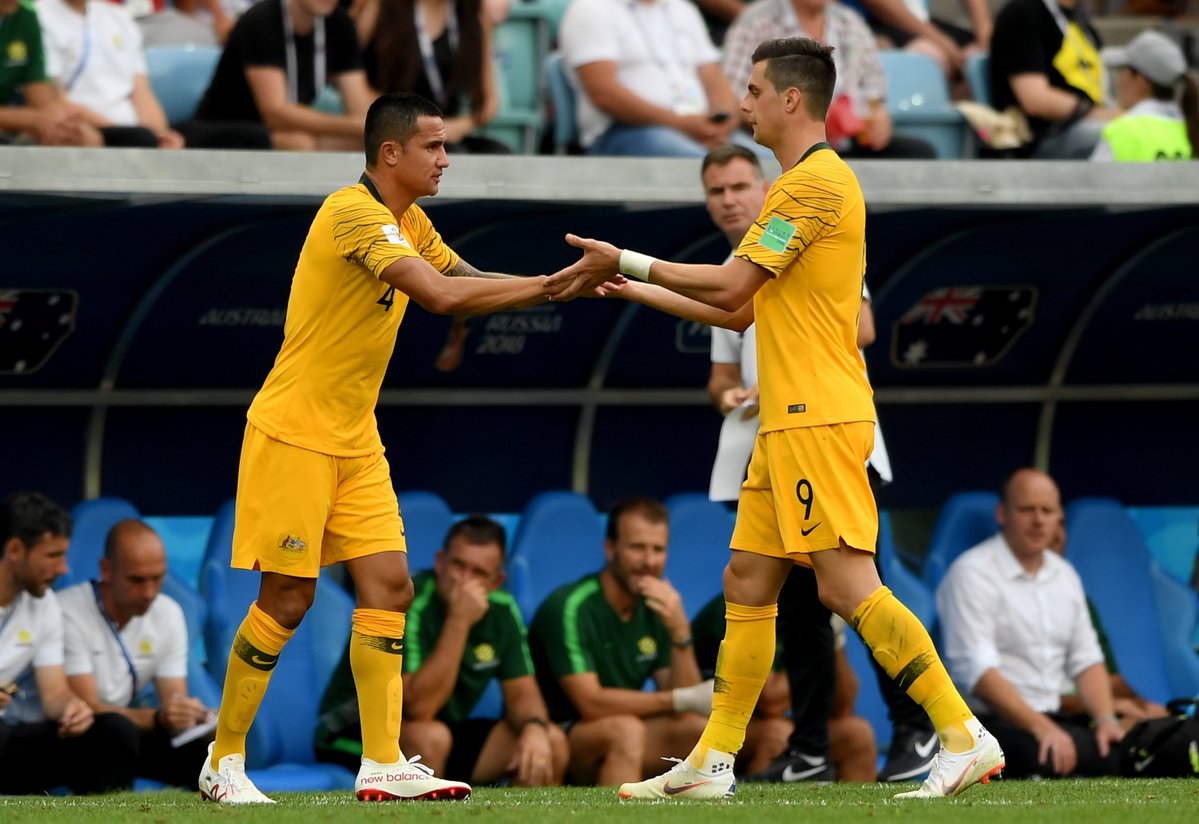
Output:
[
  {"xmin": 894, "ymin": 718, "xmax": 1005, "ymax": 799},
  {"xmin": 618, "ymin": 749, "xmax": 736, "ymax": 800},
  {"xmin": 355, "ymin": 754, "xmax": 472, "ymax": 801},
  {"xmin": 198, "ymin": 742, "xmax": 275, "ymax": 804}
]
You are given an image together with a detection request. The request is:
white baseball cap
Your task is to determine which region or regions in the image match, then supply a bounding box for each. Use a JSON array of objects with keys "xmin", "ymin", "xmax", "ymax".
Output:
[{"xmin": 1106, "ymin": 30, "xmax": 1188, "ymax": 87}]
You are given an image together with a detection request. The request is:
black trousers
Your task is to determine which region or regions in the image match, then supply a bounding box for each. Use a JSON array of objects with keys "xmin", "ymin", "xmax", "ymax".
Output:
[
  {"xmin": 135, "ymin": 723, "xmax": 215, "ymax": 787},
  {"xmin": 977, "ymin": 713, "xmax": 1121, "ymax": 778},
  {"xmin": 0, "ymin": 713, "xmax": 138, "ymax": 794}
]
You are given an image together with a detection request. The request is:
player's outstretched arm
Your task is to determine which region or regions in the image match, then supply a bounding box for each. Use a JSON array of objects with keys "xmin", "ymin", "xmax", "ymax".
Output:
[
  {"xmin": 445, "ymin": 259, "xmax": 519, "ymax": 280},
  {"xmin": 549, "ymin": 234, "xmax": 768, "ymax": 311},
  {"xmin": 382, "ymin": 256, "xmax": 551, "ymax": 315},
  {"xmin": 605, "ymin": 280, "xmax": 753, "ymax": 331}
]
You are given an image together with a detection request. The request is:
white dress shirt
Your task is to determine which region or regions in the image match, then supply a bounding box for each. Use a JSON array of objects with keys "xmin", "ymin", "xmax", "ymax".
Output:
[{"xmin": 936, "ymin": 532, "xmax": 1104, "ymax": 714}]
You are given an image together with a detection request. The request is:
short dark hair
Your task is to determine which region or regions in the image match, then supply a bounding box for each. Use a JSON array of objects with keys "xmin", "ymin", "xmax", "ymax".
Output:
[
  {"xmin": 606, "ymin": 497, "xmax": 669, "ymax": 541},
  {"xmin": 364, "ymin": 92, "xmax": 444, "ymax": 164},
  {"xmin": 701, "ymin": 144, "xmax": 764, "ymax": 181},
  {"xmin": 0, "ymin": 492, "xmax": 71, "ymax": 553},
  {"xmin": 751, "ymin": 37, "xmax": 837, "ymax": 120},
  {"xmin": 443, "ymin": 514, "xmax": 507, "ymax": 556}
]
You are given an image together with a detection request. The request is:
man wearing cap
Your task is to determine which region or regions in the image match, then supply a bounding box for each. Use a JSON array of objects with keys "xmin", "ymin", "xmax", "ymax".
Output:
[
  {"xmin": 989, "ymin": 0, "xmax": 1119, "ymax": 158},
  {"xmin": 1091, "ymin": 30, "xmax": 1197, "ymax": 162}
]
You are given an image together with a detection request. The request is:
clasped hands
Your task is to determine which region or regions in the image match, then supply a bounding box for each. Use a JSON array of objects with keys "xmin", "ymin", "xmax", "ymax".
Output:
[{"xmin": 544, "ymin": 234, "xmax": 629, "ymax": 302}]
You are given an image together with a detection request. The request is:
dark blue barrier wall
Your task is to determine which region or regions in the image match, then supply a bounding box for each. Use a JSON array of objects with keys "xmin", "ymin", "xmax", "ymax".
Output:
[{"xmin": 2, "ymin": 193, "xmax": 1196, "ymax": 513}]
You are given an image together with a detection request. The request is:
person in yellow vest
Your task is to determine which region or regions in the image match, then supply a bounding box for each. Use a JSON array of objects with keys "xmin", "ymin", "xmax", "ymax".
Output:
[{"xmin": 1091, "ymin": 30, "xmax": 1197, "ymax": 162}]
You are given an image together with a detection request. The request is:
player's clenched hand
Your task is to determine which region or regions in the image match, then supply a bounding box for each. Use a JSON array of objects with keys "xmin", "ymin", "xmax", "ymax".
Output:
[
  {"xmin": 546, "ymin": 234, "xmax": 625, "ymax": 301},
  {"xmin": 635, "ymin": 577, "xmax": 687, "ymax": 637},
  {"xmin": 510, "ymin": 722, "xmax": 554, "ymax": 786},
  {"xmin": 446, "ymin": 578, "xmax": 490, "ymax": 627},
  {"xmin": 58, "ymin": 696, "xmax": 94, "ymax": 738}
]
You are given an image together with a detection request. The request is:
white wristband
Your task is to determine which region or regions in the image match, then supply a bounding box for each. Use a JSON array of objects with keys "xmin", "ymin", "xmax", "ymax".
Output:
[{"xmin": 619, "ymin": 249, "xmax": 657, "ymax": 282}]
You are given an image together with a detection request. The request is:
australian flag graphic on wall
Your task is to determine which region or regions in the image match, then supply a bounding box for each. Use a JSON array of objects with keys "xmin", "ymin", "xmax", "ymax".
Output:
[
  {"xmin": 0, "ymin": 289, "xmax": 78, "ymax": 374},
  {"xmin": 891, "ymin": 286, "xmax": 1036, "ymax": 368}
]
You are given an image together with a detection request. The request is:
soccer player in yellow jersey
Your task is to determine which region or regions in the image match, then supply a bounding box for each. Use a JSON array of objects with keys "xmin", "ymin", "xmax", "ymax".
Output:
[
  {"xmin": 198, "ymin": 92, "xmax": 560, "ymax": 805},
  {"xmin": 548, "ymin": 38, "xmax": 1005, "ymax": 800}
]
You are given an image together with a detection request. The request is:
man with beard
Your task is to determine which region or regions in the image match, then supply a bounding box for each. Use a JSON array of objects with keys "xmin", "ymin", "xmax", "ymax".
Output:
[
  {"xmin": 58, "ymin": 519, "xmax": 214, "ymax": 787},
  {"xmin": 0, "ymin": 492, "xmax": 138, "ymax": 795},
  {"xmin": 529, "ymin": 497, "xmax": 787, "ymax": 785}
]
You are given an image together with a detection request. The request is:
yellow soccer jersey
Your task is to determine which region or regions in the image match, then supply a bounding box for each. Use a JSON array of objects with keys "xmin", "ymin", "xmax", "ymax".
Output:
[
  {"xmin": 735, "ymin": 144, "xmax": 875, "ymax": 433},
  {"xmin": 248, "ymin": 179, "xmax": 459, "ymax": 456}
]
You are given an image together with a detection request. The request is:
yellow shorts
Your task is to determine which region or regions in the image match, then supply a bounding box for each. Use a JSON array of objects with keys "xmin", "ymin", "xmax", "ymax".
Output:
[
  {"xmin": 731, "ymin": 422, "xmax": 878, "ymax": 566},
  {"xmin": 231, "ymin": 423, "xmax": 407, "ymax": 577}
]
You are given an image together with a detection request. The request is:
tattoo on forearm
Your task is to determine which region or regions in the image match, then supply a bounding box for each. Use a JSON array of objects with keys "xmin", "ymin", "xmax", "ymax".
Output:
[{"xmin": 448, "ymin": 260, "xmax": 517, "ymax": 280}]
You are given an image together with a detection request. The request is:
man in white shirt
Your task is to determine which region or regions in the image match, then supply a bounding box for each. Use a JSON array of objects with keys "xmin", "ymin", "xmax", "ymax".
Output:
[
  {"xmin": 558, "ymin": 0, "xmax": 761, "ymax": 158},
  {"xmin": 59, "ymin": 519, "xmax": 214, "ymax": 787},
  {"xmin": 936, "ymin": 468, "xmax": 1124, "ymax": 778},
  {"xmin": 37, "ymin": 0, "xmax": 269, "ymax": 148},
  {"xmin": 0, "ymin": 492, "xmax": 138, "ymax": 794}
]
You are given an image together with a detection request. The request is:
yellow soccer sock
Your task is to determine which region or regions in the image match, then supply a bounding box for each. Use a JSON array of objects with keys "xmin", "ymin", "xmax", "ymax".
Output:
[
  {"xmin": 349, "ymin": 608, "xmax": 407, "ymax": 765},
  {"xmin": 851, "ymin": 586, "xmax": 974, "ymax": 751},
  {"xmin": 212, "ymin": 601, "xmax": 294, "ymax": 767},
  {"xmin": 690, "ymin": 602, "xmax": 778, "ymax": 767}
]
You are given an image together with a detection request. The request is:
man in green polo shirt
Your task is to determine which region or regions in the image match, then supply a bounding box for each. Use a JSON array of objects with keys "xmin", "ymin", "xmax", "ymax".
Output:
[
  {"xmin": 0, "ymin": 0, "xmax": 98, "ymax": 144},
  {"xmin": 316, "ymin": 516, "xmax": 567, "ymax": 787},
  {"xmin": 528, "ymin": 497, "xmax": 717, "ymax": 786}
]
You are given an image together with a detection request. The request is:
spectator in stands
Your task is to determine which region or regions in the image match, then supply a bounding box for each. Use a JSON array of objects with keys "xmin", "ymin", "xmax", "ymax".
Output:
[
  {"xmin": 691, "ymin": 594, "xmax": 876, "ymax": 780},
  {"xmin": 558, "ymin": 0, "xmax": 764, "ymax": 158},
  {"xmin": 1047, "ymin": 522, "xmax": 1170, "ymax": 729},
  {"xmin": 0, "ymin": 492, "xmax": 138, "ymax": 795},
  {"xmin": 192, "ymin": 0, "xmax": 374, "ymax": 150},
  {"xmin": 350, "ymin": 0, "xmax": 509, "ymax": 153},
  {"xmin": 700, "ymin": 144, "xmax": 930, "ymax": 784},
  {"xmin": 856, "ymin": 0, "xmax": 991, "ymax": 85},
  {"xmin": 936, "ymin": 468, "xmax": 1124, "ymax": 778},
  {"xmin": 316, "ymin": 515, "xmax": 568, "ymax": 786},
  {"xmin": 1091, "ymin": 30, "xmax": 1197, "ymax": 162},
  {"xmin": 721, "ymin": 0, "xmax": 936, "ymax": 158},
  {"xmin": 528, "ymin": 497, "xmax": 722, "ymax": 785},
  {"xmin": 57, "ymin": 519, "xmax": 214, "ymax": 788},
  {"xmin": 0, "ymin": 0, "xmax": 101, "ymax": 146},
  {"xmin": 111, "ymin": 0, "xmax": 224, "ymax": 48},
  {"xmin": 989, "ymin": 0, "xmax": 1118, "ymax": 159},
  {"xmin": 37, "ymin": 0, "xmax": 270, "ymax": 148}
]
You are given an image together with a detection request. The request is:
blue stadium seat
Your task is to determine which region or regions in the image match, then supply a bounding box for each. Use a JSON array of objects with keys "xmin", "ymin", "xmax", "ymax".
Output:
[
  {"xmin": 843, "ymin": 630, "xmax": 892, "ymax": 750},
  {"xmin": 470, "ymin": 678, "xmax": 504, "ymax": 720},
  {"xmin": 508, "ymin": 490, "xmax": 603, "ymax": 620},
  {"xmin": 663, "ymin": 493, "xmax": 733, "ymax": 620},
  {"xmin": 1149, "ymin": 565, "xmax": 1199, "ymax": 698},
  {"xmin": 964, "ymin": 52, "xmax": 991, "ymax": 107},
  {"xmin": 203, "ymin": 556, "xmax": 355, "ymax": 788},
  {"xmin": 544, "ymin": 52, "xmax": 577, "ymax": 154},
  {"xmin": 1065, "ymin": 498, "xmax": 1174, "ymax": 703},
  {"xmin": 59, "ymin": 497, "xmax": 141, "ymax": 589},
  {"xmin": 879, "ymin": 50, "xmax": 969, "ymax": 159},
  {"xmin": 144, "ymin": 45, "xmax": 221, "ymax": 125},
  {"xmin": 199, "ymin": 498, "xmax": 236, "ymax": 592},
  {"xmin": 396, "ymin": 489, "xmax": 455, "ymax": 576},
  {"xmin": 162, "ymin": 571, "xmax": 208, "ymax": 666},
  {"xmin": 877, "ymin": 512, "xmax": 935, "ymax": 630},
  {"xmin": 482, "ymin": 10, "xmax": 547, "ymax": 153},
  {"xmin": 922, "ymin": 491, "xmax": 999, "ymax": 592}
]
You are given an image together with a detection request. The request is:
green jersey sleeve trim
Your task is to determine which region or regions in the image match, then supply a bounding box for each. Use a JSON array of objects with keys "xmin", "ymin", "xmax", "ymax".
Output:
[
  {"xmin": 562, "ymin": 578, "xmax": 601, "ymax": 673},
  {"xmin": 404, "ymin": 574, "xmax": 437, "ymax": 671}
]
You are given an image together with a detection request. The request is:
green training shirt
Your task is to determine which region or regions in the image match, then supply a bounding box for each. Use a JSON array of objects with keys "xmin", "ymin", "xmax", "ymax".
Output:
[
  {"xmin": 0, "ymin": 1, "xmax": 48, "ymax": 105},
  {"xmin": 529, "ymin": 572, "xmax": 672, "ymax": 723}
]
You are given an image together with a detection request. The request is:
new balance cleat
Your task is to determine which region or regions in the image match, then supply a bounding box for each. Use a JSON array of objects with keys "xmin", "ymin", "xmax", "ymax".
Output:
[
  {"xmin": 198, "ymin": 742, "xmax": 275, "ymax": 804},
  {"xmin": 618, "ymin": 749, "xmax": 736, "ymax": 800},
  {"xmin": 355, "ymin": 754, "xmax": 472, "ymax": 801},
  {"xmin": 894, "ymin": 718, "xmax": 1004, "ymax": 799}
]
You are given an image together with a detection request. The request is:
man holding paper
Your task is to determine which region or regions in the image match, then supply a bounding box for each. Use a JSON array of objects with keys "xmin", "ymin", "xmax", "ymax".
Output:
[{"xmin": 58, "ymin": 519, "xmax": 214, "ymax": 787}]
